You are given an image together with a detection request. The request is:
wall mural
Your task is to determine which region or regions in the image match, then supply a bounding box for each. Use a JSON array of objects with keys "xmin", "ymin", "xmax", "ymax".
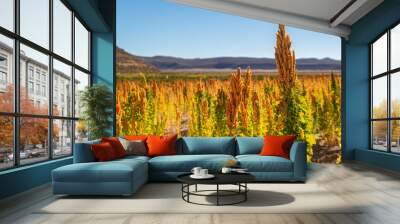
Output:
[{"xmin": 116, "ymin": 25, "xmax": 341, "ymax": 163}]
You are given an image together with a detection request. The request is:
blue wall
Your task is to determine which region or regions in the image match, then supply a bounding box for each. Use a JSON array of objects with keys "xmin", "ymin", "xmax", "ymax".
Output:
[
  {"xmin": 70, "ymin": 0, "xmax": 116, "ymax": 133},
  {"xmin": 342, "ymin": 43, "xmax": 370, "ymax": 160},
  {"xmin": 343, "ymin": 0, "xmax": 400, "ymax": 170},
  {"xmin": 0, "ymin": 158, "xmax": 72, "ymax": 199},
  {"xmin": 0, "ymin": 0, "xmax": 116, "ymax": 200},
  {"xmin": 355, "ymin": 149, "xmax": 400, "ymax": 172}
]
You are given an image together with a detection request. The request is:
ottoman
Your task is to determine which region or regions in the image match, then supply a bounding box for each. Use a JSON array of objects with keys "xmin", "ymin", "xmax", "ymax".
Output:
[{"xmin": 52, "ymin": 158, "xmax": 148, "ymax": 196}]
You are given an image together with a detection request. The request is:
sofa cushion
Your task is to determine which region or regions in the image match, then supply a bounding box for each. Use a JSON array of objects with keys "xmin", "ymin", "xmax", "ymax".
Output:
[
  {"xmin": 116, "ymin": 155, "xmax": 150, "ymax": 163},
  {"xmin": 236, "ymin": 155, "xmax": 293, "ymax": 172},
  {"xmin": 236, "ymin": 137, "xmax": 264, "ymax": 155},
  {"xmin": 149, "ymin": 154, "xmax": 235, "ymax": 172},
  {"xmin": 179, "ymin": 137, "xmax": 235, "ymax": 155},
  {"xmin": 53, "ymin": 159, "xmax": 147, "ymax": 183}
]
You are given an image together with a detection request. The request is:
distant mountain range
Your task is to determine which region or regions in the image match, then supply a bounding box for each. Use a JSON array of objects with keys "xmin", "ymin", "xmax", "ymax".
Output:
[
  {"xmin": 117, "ymin": 48, "xmax": 159, "ymax": 74},
  {"xmin": 117, "ymin": 47, "xmax": 341, "ymax": 73}
]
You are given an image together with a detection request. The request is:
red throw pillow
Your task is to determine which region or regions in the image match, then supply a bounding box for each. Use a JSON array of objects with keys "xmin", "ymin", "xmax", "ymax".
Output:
[
  {"xmin": 260, "ymin": 135, "xmax": 296, "ymax": 159},
  {"xmin": 146, "ymin": 134, "xmax": 177, "ymax": 157},
  {"xmin": 101, "ymin": 137, "xmax": 127, "ymax": 158},
  {"xmin": 91, "ymin": 142, "xmax": 117, "ymax": 162}
]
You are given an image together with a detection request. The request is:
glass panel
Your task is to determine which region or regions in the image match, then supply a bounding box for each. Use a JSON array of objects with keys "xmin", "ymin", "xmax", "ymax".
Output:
[
  {"xmin": 0, "ymin": 34, "xmax": 14, "ymax": 112},
  {"xmin": 372, "ymin": 76, "xmax": 387, "ymax": 119},
  {"xmin": 391, "ymin": 120, "xmax": 400, "ymax": 153},
  {"xmin": 53, "ymin": 59, "xmax": 72, "ymax": 117},
  {"xmin": 20, "ymin": 117, "xmax": 49, "ymax": 165},
  {"xmin": 372, "ymin": 121, "xmax": 388, "ymax": 151},
  {"xmin": 20, "ymin": 44, "xmax": 49, "ymax": 115},
  {"xmin": 391, "ymin": 24, "xmax": 400, "ymax": 70},
  {"xmin": 372, "ymin": 33, "xmax": 387, "ymax": 76},
  {"xmin": 74, "ymin": 18, "xmax": 89, "ymax": 70},
  {"xmin": 20, "ymin": 0, "xmax": 49, "ymax": 49},
  {"xmin": 0, "ymin": 116, "xmax": 13, "ymax": 170},
  {"xmin": 391, "ymin": 72, "xmax": 400, "ymax": 118},
  {"xmin": 75, "ymin": 120, "xmax": 88, "ymax": 143},
  {"xmin": 53, "ymin": 0, "xmax": 72, "ymax": 60},
  {"xmin": 74, "ymin": 69, "xmax": 89, "ymax": 118},
  {"xmin": 53, "ymin": 119, "xmax": 72, "ymax": 157},
  {"xmin": 0, "ymin": 0, "xmax": 14, "ymax": 31}
]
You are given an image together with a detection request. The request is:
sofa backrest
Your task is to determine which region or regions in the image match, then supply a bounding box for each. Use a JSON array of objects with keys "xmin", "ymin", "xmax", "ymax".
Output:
[
  {"xmin": 73, "ymin": 140, "xmax": 100, "ymax": 163},
  {"xmin": 236, "ymin": 137, "xmax": 264, "ymax": 155},
  {"xmin": 178, "ymin": 137, "xmax": 236, "ymax": 155},
  {"xmin": 74, "ymin": 137, "xmax": 270, "ymax": 161}
]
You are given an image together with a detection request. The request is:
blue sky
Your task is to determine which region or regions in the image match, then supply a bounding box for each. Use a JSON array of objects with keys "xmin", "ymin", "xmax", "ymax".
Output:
[{"xmin": 117, "ymin": 0, "xmax": 341, "ymax": 60}]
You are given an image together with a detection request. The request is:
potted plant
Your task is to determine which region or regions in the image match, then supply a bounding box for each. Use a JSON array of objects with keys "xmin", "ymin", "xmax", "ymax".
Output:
[{"xmin": 79, "ymin": 84, "xmax": 113, "ymax": 140}]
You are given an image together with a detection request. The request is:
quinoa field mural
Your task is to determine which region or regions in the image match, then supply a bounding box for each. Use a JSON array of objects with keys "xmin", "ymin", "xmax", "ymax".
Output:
[{"xmin": 116, "ymin": 25, "xmax": 342, "ymax": 163}]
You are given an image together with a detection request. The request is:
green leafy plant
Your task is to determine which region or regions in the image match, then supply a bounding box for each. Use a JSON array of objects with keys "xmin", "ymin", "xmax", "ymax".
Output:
[{"xmin": 80, "ymin": 84, "xmax": 113, "ymax": 140}]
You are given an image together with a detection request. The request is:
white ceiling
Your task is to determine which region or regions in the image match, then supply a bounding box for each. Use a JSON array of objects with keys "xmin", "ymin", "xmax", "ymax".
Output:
[
  {"xmin": 169, "ymin": 0, "xmax": 384, "ymax": 38},
  {"xmin": 228, "ymin": 0, "xmax": 352, "ymax": 22}
]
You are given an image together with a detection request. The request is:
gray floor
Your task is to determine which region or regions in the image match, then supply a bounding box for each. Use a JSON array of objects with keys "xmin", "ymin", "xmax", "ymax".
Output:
[{"xmin": 1, "ymin": 162, "xmax": 400, "ymax": 224}]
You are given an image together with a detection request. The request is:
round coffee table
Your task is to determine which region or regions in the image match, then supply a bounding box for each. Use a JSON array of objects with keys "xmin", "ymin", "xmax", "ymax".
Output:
[{"xmin": 177, "ymin": 173, "xmax": 255, "ymax": 206}]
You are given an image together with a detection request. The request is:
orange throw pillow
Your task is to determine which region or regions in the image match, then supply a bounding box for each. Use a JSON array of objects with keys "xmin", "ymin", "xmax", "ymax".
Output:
[
  {"xmin": 101, "ymin": 137, "xmax": 127, "ymax": 158},
  {"xmin": 260, "ymin": 135, "xmax": 296, "ymax": 159},
  {"xmin": 146, "ymin": 134, "xmax": 177, "ymax": 157},
  {"xmin": 91, "ymin": 142, "xmax": 117, "ymax": 162}
]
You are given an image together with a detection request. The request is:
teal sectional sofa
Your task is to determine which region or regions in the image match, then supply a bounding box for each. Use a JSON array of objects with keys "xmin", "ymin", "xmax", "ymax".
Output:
[{"xmin": 52, "ymin": 137, "xmax": 306, "ymax": 196}]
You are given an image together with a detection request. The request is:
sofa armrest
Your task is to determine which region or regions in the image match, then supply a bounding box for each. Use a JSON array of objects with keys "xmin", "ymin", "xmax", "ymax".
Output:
[
  {"xmin": 73, "ymin": 140, "xmax": 100, "ymax": 163},
  {"xmin": 289, "ymin": 141, "xmax": 307, "ymax": 182}
]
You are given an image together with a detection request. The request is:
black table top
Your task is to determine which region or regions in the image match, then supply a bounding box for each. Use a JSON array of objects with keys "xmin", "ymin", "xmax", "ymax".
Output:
[{"xmin": 177, "ymin": 172, "xmax": 255, "ymax": 185}]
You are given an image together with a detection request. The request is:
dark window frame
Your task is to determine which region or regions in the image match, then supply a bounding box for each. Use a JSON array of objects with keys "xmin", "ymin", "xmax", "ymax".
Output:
[
  {"xmin": 370, "ymin": 22, "xmax": 400, "ymax": 154},
  {"xmin": 0, "ymin": 0, "xmax": 92, "ymax": 171}
]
